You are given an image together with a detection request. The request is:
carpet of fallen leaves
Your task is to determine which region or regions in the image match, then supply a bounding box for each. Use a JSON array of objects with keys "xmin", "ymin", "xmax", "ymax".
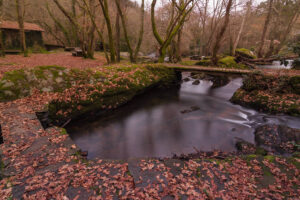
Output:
[
  {"xmin": 0, "ymin": 90, "xmax": 299, "ymax": 199},
  {"xmin": 0, "ymin": 52, "xmax": 106, "ymax": 78},
  {"xmin": 0, "ymin": 55, "xmax": 299, "ymax": 199}
]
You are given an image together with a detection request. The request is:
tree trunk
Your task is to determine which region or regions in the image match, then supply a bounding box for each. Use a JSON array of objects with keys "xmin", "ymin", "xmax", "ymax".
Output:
[
  {"xmin": 257, "ymin": 0, "xmax": 273, "ymax": 58},
  {"xmin": 15, "ymin": 0, "xmax": 27, "ymax": 57},
  {"xmin": 115, "ymin": 0, "xmax": 145, "ymax": 63},
  {"xmin": 82, "ymin": 0, "xmax": 110, "ymax": 63},
  {"xmin": 212, "ymin": 0, "xmax": 233, "ymax": 65},
  {"xmin": 99, "ymin": 0, "xmax": 116, "ymax": 63},
  {"xmin": 232, "ymin": 0, "xmax": 251, "ymax": 56},
  {"xmin": 151, "ymin": 0, "xmax": 194, "ymax": 63},
  {"xmin": 133, "ymin": 0, "xmax": 145, "ymax": 62},
  {"xmin": 175, "ymin": 26, "xmax": 183, "ymax": 62},
  {"xmin": 274, "ymin": 13, "xmax": 299, "ymax": 55},
  {"xmin": 115, "ymin": 12, "xmax": 121, "ymax": 62},
  {"xmin": 0, "ymin": 0, "xmax": 5, "ymax": 57}
]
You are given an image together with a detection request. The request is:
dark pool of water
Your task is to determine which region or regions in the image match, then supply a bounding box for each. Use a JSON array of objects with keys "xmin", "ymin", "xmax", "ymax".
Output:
[{"xmin": 66, "ymin": 72, "xmax": 300, "ymax": 160}]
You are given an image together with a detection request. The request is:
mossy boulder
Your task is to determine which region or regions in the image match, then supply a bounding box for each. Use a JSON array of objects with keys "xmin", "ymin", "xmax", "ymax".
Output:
[
  {"xmin": 0, "ymin": 66, "xmax": 106, "ymax": 102},
  {"xmin": 231, "ymin": 74, "xmax": 300, "ymax": 116},
  {"xmin": 218, "ymin": 56, "xmax": 250, "ymax": 69},
  {"xmin": 235, "ymin": 48, "xmax": 257, "ymax": 59},
  {"xmin": 48, "ymin": 65, "xmax": 179, "ymax": 125}
]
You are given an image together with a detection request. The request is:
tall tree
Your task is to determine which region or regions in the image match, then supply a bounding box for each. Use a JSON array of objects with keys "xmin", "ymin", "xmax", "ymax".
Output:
[
  {"xmin": 99, "ymin": 0, "xmax": 116, "ymax": 63},
  {"xmin": 151, "ymin": 0, "xmax": 195, "ymax": 63},
  {"xmin": 115, "ymin": 11, "xmax": 121, "ymax": 62},
  {"xmin": 15, "ymin": 0, "xmax": 28, "ymax": 57},
  {"xmin": 211, "ymin": 0, "xmax": 233, "ymax": 65},
  {"xmin": 0, "ymin": 0, "xmax": 5, "ymax": 57},
  {"xmin": 52, "ymin": 0, "xmax": 96, "ymax": 59},
  {"xmin": 257, "ymin": 0, "xmax": 273, "ymax": 58},
  {"xmin": 81, "ymin": 0, "xmax": 110, "ymax": 63},
  {"xmin": 232, "ymin": 0, "xmax": 252, "ymax": 55},
  {"xmin": 115, "ymin": 0, "xmax": 145, "ymax": 63}
]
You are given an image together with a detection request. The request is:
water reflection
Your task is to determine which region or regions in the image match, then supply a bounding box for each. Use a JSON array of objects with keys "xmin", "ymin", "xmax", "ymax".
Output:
[{"xmin": 66, "ymin": 72, "xmax": 300, "ymax": 159}]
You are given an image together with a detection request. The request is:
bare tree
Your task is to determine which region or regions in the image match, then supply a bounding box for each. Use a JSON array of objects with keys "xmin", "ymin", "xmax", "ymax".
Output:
[
  {"xmin": 115, "ymin": 0, "xmax": 145, "ymax": 63},
  {"xmin": 115, "ymin": 11, "xmax": 121, "ymax": 62},
  {"xmin": 232, "ymin": 0, "xmax": 252, "ymax": 55},
  {"xmin": 52, "ymin": 0, "xmax": 96, "ymax": 59},
  {"xmin": 99, "ymin": 0, "xmax": 116, "ymax": 63},
  {"xmin": 15, "ymin": 0, "xmax": 28, "ymax": 57},
  {"xmin": 151, "ymin": 0, "xmax": 195, "ymax": 63},
  {"xmin": 81, "ymin": 0, "xmax": 110, "ymax": 63},
  {"xmin": 212, "ymin": 0, "xmax": 233, "ymax": 65},
  {"xmin": 257, "ymin": 0, "xmax": 273, "ymax": 58}
]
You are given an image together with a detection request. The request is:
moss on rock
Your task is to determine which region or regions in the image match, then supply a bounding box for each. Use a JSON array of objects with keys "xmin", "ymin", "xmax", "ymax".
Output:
[
  {"xmin": 231, "ymin": 74, "xmax": 300, "ymax": 116},
  {"xmin": 0, "ymin": 65, "xmax": 107, "ymax": 102},
  {"xmin": 195, "ymin": 59, "xmax": 211, "ymax": 66},
  {"xmin": 218, "ymin": 56, "xmax": 250, "ymax": 69},
  {"xmin": 235, "ymin": 48, "xmax": 257, "ymax": 59}
]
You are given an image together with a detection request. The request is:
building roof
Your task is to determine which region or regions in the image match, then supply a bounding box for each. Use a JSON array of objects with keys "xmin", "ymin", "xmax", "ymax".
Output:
[{"xmin": 0, "ymin": 20, "xmax": 44, "ymax": 32}]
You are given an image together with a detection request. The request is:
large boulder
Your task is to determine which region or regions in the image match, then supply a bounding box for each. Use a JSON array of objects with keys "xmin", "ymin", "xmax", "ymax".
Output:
[{"xmin": 235, "ymin": 48, "xmax": 257, "ymax": 59}]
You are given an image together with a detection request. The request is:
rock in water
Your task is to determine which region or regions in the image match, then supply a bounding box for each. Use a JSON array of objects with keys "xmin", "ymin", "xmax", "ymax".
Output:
[
  {"xmin": 255, "ymin": 125, "xmax": 300, "ymax": 153},
  {"xmin": 192, "ymin": 80, "xmax": 200, "ymax": 85}
]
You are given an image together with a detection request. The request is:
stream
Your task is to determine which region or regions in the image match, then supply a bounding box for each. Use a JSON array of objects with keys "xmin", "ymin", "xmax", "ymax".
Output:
[
  {"xmin": 66, "ymin": 72, "xmax": 300, "ymax": 160},
  {"xmin": 257, "ymin": 60, "xmax": 294, "ymax": 69}
]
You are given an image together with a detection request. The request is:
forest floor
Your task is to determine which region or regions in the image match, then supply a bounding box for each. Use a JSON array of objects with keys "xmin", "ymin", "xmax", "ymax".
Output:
[
  {"xmin": 0, "ymin": 52, "xmax": 106, "ymax": 78},
  {"xmin": 0, "ymin": 53, "xmax": 299, "ymax": 199}
]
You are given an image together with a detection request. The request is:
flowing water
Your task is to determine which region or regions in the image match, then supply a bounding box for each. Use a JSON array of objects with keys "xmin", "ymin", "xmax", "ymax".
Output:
[
  {"xmin": 66, "ymin": 72, "xmax": 300, "ymax": 160},
  {"xmin": 257, "ymin": 60, "xmax": 294, "ymax": 69}
]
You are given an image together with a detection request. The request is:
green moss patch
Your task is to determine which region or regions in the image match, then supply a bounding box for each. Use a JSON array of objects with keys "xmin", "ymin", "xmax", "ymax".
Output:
[
  {"xmin": 236, "ymin": 48, "xmax": 257, "ymax": 59},
  {"xmin": 218, "ymin": 56, "xmax": 250, "ymax": 69},
  {"xmin": 0, "ymin": 65, "xmax": 107, "ymax": 102},
  {"xmin": 195, "ymin": 59, "xmax": 212, "ymax": 66}
]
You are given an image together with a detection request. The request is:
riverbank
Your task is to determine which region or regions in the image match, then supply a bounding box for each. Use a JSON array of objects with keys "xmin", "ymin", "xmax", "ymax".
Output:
[
  {"xmin": 0, "ymin": 64, "xmax": 299, "ymax": 199},
  {"xmin": 231, "ymin": 73, "xmax": 300, "ymax": 116}
]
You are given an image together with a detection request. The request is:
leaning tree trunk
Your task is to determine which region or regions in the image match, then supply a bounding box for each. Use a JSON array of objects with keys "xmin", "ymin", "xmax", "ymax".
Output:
[
  {"xmin": 257, "ymin": 0, "xmax": 273, "ymax": 58},
  {"xmin": 212, "ymin": 0, "xmax": 233, "ymax": 65},
  {"xmin": 15, "ymin": 0, "xmax": 27, "ymax": 57}
]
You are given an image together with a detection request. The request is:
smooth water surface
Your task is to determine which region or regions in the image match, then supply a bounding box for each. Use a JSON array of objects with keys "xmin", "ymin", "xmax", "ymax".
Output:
[{"xmin": 66, "ymin": 73, "xmax": 300, "ymax": 159}]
